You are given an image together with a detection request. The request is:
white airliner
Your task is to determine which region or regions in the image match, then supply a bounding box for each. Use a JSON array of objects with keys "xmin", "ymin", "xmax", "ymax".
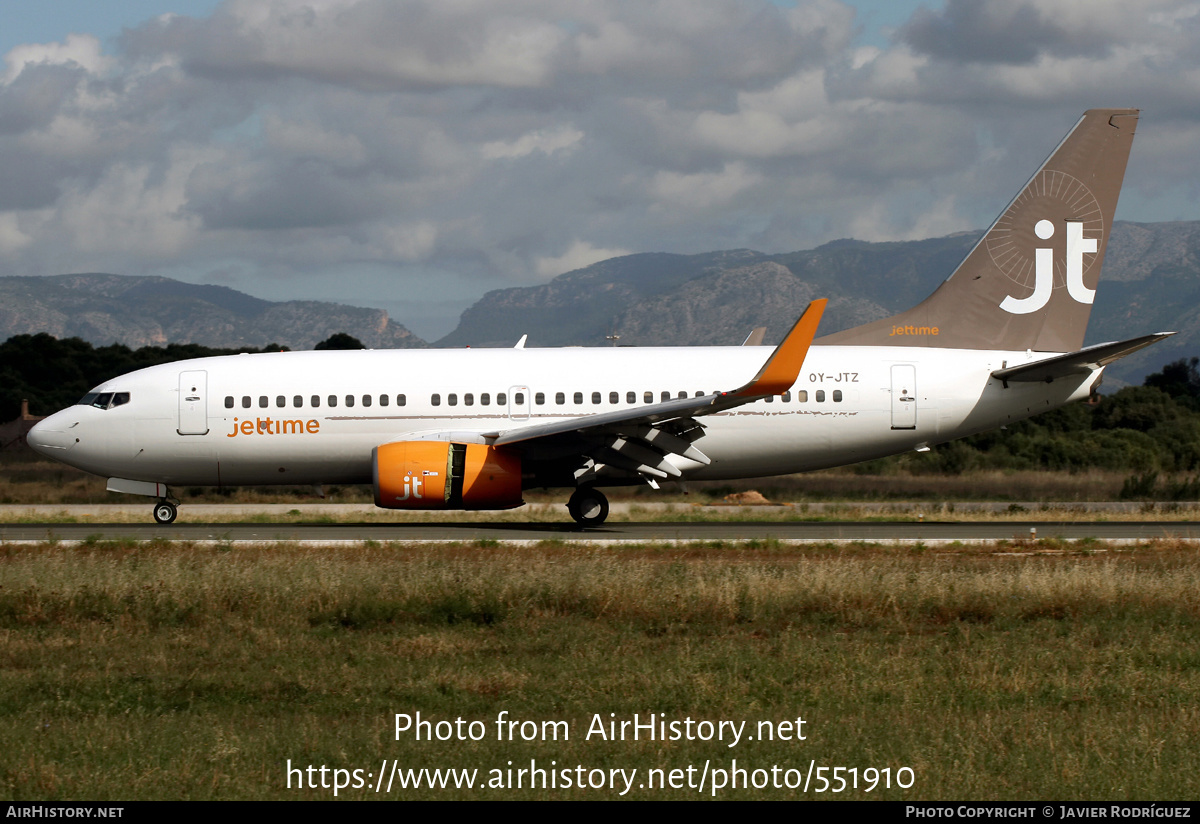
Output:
[{"xmin": 28, "ymin": 108, "xmax": 1168, "ymax": 527}]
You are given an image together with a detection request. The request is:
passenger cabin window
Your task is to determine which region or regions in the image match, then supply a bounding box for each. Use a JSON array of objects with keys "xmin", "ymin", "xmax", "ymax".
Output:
[
  {"xmin": 397, "ymin": 394, "xmax": 406, "ymax": 406},
  {"xmin": 816, "ymin": 390, "xmax": 825, "ymax": 402},
  {"xmin": 661, "ymin": 391, "xmax": 670, "ymax": 402},
  {"xmin": 431, "ymin": 394, "xmax": 441, "ymax": 406},
  {"xmin": 276, "ymin": 395, "xmax": 286, "ymax": 408},
  {"xmin": 345, "ymin": 395, "xmax": 355, "ymax": 408},
  {"xmin": 556, "ymin": 392, "xmax": 565, "ymax": 405},
  {"xmin": 448, "ymin": 394, "xmax": 458, "ymax": 406},
  {"xmin": 798, "ymin": 390, "xmax": 808, "ymax": 402},
  {"xmin": 514, "ymin": 392, "xmax": 525, "ymax": 405},
  {"xmin": 627, "ymin": 391, "xmax": 636, "ymax": 404},
  {"xmin": 380, "ymin": 394, "xmax": 389, "ymax": 407},
  {"xmin": 362, "ymin": 395, "xmax": 372, "ymax": 407},
  {"xmin": 259, "ymin": 396, "xmax": 268, "ymax": 408},
  {"xmin": 534, "ymin": 393, "xmax": 543, "ymax": 405},
  {"xmin": 225, "ymin": 396, "xmax": 234, "ymax": 409},
  {"xmin": 482, "ymin": 393, "xmax": 491, "ymax": 406},
  {"xmin": 242, "ymin": 396, "xmax": 251, "ymax": 409},
  {"xmin": 644, "ymin": 391, "xmax": 653, "ymax": 403},
  {"xmin": 782, "ymin": 390, "xmax": 791, "ymax": 402},
  {"xmin": 609, "ymin": 391, "xmax": 619, "ymax": 404},
  {"xmin": 497, "ymin": 393, "xmax": 507, "ymax": 405},
  {"xmin": 574, "ymin": 392, "xmax": 583, "ymax": 405},
  {"xmin": 464, "ymin": 393, "xmax": 473, "ymax": 406},
  {"xmin": 591, "ymin": 391, "xmax": 601, "ymax": 405},
  {"xmin": 311, "ymin": 395, "xmax": 321, "ymax": 408},
  {"xmin": 765, "ymin": 395, "xmax": 774, "ymax": 403},
  {"xmin": 328, "ymin": 395, "xmax": 338, "ymax": 407},
  {"xmin": 833, "ymin": 390, "xmax": 843, "ymax": 402},
  {"xmin": 293, "ymin": 395, "xmax": 303, "ymax": 408}
]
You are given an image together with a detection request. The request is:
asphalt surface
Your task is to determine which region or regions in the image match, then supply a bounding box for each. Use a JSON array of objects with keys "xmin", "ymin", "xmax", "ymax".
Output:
[{"xmin": 3, "ymin": 520, "xmax": 1200, "ymax": 543}]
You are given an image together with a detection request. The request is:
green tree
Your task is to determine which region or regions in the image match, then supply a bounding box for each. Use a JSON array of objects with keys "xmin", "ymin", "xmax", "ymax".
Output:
[
  {"xmin": 1145, "ymin": 357, "xmax": 1200, "ymax": 410},
  {"xmin": 314, "ymin": 333, "xmax": 365, "ymax": 350}
]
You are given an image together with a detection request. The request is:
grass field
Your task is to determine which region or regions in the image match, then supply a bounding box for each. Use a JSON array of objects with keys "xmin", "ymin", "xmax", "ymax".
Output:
[{"xmin": 3, "ymin": 538, "xmax": 1199, "ymax": 800}]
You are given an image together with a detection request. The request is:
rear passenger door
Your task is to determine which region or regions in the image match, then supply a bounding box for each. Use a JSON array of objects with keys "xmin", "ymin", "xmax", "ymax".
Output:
[{"xmin": 890, "ymin": 364, "xmax": 917, "ymax": 430}]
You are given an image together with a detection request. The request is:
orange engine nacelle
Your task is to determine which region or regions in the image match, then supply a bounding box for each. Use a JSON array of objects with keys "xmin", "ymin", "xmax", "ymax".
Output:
[{"xmin": 372, "ymin": 441, "xmax": 523, "ymax": 510}]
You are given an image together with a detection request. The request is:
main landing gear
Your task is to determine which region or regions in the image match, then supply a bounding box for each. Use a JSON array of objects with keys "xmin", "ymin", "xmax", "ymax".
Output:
[
  {"xmin": 152, "ymin": 499, "xmax": 178, "ymax": 524},
  {"xmin": 567, "ymin": 486, "xmax": 609, "ymax": 528}
]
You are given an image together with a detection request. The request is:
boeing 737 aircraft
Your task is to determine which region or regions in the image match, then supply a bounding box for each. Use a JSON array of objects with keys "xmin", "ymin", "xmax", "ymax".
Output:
[{"xmin": 28, "ymin": 108, "xmax": 1168, "ymax": 526}]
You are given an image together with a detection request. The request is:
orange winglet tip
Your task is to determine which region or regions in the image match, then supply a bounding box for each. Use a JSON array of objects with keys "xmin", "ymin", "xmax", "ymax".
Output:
[{"xmin": 736, "ymin": 299, "xmax": 826, "ymax": 397}]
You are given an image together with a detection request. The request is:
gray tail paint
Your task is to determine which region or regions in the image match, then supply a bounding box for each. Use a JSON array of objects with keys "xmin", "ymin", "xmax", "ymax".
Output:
[{"xmin": 818, "ymin": 108, "xmax": 1139, "ymax": 353}]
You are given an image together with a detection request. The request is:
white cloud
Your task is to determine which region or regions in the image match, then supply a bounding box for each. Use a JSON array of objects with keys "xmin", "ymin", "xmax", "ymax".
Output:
[
  {"xmin": 0, "ymin": 0, "xmax": 1196, "ymax": 339},
  {"xmin": 536, "ymin": 240, "xmax": 632, "ymax": 279},
  {"xmin": 3, "ymin": 34, "xmax": 110, "ymax": 83},
  {"xmin": 0, "ymin": 213, "xmax": 31, "ymax": 253},
  {"xmin": 650, "ymin": 162, "xmax": 765, "ymax": 211},
  {"xmin": 481, "ymin": 126, "xmax": 584, "ymax": 160}
]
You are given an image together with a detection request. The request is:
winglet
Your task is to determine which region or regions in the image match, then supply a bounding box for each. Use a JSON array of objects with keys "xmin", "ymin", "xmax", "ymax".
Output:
[
  {"xmin": 741, "ymin": 327, "xmax": 767, "ymax": 346},
  {"xmin": 732, "ymin": 299, "xmax": 826, "ymax": 398}
]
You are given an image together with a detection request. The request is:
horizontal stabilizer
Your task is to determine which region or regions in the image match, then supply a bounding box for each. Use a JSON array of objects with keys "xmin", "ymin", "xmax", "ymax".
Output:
[{"xmin": 991, "ymin": 333, "xmax": 1174, "ymax": 383}]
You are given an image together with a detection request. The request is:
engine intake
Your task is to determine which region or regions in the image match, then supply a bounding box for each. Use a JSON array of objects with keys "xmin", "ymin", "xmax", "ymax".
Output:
[{"xmin": 372, "ymin": 441, "xmax": 523, "ymax": 510}]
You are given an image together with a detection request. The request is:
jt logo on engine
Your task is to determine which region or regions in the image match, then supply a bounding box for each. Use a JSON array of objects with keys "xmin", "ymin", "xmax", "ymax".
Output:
[
  {"xmin": 397, "ymin": 474, "xmax": 424, "ymax": 501},
  {"xmin": 1000, "ymin": 220, "xmax": 1097, "ymax": 314}
]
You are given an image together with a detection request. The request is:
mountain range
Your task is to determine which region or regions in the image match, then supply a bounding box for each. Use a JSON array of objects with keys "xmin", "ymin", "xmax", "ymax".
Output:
[
  {"xmin": 0, "ymin": 274, "xmax": 424, "ymax": 350},
  {"xmin": 3, "ymin": 219, "xmax": 1199, "ymax": 387},
  {"xmin": 439, "ymin": 220, "xmax": 1200, "ymax": 387}
]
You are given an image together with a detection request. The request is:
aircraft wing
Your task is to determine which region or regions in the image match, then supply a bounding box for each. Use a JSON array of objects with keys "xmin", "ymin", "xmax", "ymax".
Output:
[
  {"xmin": 481, "ymin": 300, "xmax": 827, "ymax": 483},
  {"xmin": 991, "ymin": 333, "xmax": 1174, "ymax": 384}
]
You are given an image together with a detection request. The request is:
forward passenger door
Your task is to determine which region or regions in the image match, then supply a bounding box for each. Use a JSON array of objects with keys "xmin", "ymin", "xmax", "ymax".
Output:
[{"xmin": 177, "ymin": 370, "xmax": 209, "ymax": 435}]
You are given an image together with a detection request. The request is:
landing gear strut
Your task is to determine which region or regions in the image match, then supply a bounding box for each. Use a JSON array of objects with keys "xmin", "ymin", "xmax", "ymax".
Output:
[
  {"xmin": 152, "ymin": 499, "xmax": 178, "ymax": 524},
  {"xmin": 567, "ymin": 486, "xmax": 609, "ymax": 528}
]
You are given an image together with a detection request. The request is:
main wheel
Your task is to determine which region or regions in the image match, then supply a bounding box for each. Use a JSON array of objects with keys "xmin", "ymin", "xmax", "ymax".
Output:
[
  {"xmin": 567, "ymin": 487, "xmax": 609, "ymax": 528},
  {"xmin": 153, "ymin": 500, "xmax": 178, "ymax": 524}
]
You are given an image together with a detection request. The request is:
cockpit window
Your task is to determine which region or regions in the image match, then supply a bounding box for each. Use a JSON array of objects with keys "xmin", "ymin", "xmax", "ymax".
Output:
[{"xmin": 76, "ymin": 392, "xmax": 131, "ymax": 410}]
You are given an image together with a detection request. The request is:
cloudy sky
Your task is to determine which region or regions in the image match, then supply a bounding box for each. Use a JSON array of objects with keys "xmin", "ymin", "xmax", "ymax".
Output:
[{"xmin": 1, "ymin": 0, "xmax": 1198, "ymax": 340}]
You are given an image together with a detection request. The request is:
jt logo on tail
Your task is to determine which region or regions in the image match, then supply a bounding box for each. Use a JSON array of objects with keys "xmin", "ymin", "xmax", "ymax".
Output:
[
  {"xmin": 818, "ymin": 109, "xmax": 1138, "ymax": 353},
  {"xmin": 999, "ymin": 219, "xmax": 1098, "ymax": 315}
]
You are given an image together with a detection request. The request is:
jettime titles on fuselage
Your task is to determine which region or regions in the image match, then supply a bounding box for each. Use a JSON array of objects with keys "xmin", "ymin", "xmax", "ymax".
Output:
[{"xmin": 227, "ymin": 417, "xmax": 321, "ymax": 437}]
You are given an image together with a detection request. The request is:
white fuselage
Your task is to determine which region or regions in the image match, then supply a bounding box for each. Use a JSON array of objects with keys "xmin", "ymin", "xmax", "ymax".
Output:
[{"xmin": 29, "ymin": 344, "xmax": 1095, "ymax": 490}]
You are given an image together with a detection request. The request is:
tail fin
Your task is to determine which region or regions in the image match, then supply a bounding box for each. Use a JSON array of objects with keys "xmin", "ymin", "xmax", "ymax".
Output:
[{"xmin": 819, "ymin": 108, "xmax": 1139, "ymax": 352}]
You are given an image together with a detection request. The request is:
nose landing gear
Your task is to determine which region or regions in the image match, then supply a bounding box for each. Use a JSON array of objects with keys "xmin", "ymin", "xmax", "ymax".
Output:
[{"xmin": 152, "ymin": 499, "xmax": 178, "ymax": 524}]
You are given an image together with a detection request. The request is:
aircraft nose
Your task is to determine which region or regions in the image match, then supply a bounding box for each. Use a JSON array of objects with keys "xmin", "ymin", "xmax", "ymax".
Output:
[{"xmin": 27, "ymin": 413, "xmax": 80, "ymax": 456}]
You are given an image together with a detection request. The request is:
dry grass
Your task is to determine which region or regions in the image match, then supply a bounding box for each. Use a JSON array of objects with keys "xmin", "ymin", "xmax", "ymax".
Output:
[{"xmin": 2, "ymin": 539, "xmax": 1200, "ymax": 799}]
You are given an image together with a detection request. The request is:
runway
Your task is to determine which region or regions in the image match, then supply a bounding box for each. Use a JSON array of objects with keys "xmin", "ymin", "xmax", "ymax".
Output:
[{"xmin": 4, "ymin": 520, "xmax": 1200, "ymax": 543}]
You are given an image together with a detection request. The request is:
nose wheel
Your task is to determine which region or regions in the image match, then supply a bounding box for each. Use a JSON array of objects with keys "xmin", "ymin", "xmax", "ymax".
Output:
[
  {"xmin": 153, "ymin": 500, "xmax": 178, "ymax": 524},
  {"xmin": 567, "ymin": 486, "xmax": 609, "ymax": 528}
]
